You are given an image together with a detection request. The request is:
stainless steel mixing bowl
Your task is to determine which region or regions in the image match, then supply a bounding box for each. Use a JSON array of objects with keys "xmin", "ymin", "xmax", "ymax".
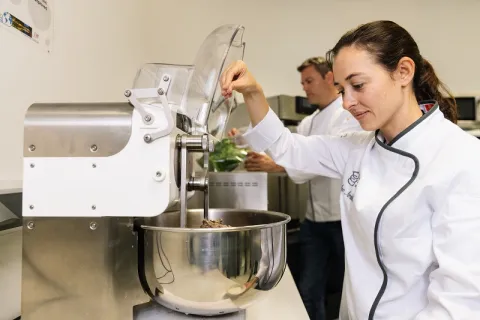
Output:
[{"xmin": 139, "ymin": 208, "xmax": 291, "ymax": 316}]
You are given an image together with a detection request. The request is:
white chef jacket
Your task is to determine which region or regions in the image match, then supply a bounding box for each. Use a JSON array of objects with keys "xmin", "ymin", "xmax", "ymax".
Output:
[
  {"xmin": 290, "ymin": 96, "xmax": 362, "ymax": 222},
  {"xmin": 243, "ymin": 101, "xmax": 480, "ymax": 319}
]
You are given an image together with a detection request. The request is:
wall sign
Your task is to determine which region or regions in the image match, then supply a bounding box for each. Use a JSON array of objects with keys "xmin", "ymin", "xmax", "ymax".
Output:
[{"xmin": 0, "ymin": 0, "xmax": 53, "ymax": 52}]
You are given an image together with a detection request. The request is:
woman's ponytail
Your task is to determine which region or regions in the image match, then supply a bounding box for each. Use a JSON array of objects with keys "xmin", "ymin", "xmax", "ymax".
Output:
[{"xmin": 414, "ymin": 58, "xmax": 458, "ymax": 123}]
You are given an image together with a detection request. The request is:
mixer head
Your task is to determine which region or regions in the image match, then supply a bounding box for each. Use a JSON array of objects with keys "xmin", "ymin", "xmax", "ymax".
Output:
[{"xmin": 22, "ymin": 24, "xmax": 246, "ymax": 220}]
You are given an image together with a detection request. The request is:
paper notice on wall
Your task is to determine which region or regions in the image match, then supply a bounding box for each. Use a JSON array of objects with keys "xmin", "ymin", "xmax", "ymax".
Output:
[{"xmin": 0, "ymin": 0, "xmax": 53, "ymax": 52}]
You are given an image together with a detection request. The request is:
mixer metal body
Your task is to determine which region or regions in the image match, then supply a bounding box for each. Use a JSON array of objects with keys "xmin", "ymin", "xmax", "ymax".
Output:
[{"xmin": 20, "ymin": 24, "xmax": 290, "ymax": 319}]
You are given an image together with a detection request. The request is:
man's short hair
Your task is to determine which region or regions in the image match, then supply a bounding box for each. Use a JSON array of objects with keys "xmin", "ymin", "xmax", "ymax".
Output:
[{"xmin": 297, "ymin": 57, "xmax": 332, "ymax": 78}]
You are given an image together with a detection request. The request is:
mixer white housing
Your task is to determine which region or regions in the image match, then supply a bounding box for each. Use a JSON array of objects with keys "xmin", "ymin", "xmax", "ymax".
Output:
[
  {"xmin": 23, "ymin": 23, "xmax": 245, "ymax": 219},
  {"xmin": 23, "ymin": 91, "xmax": 178, "ymax": 218}
]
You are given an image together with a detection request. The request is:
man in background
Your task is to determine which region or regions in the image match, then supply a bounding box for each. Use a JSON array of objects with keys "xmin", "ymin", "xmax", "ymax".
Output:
[{"xmin": 230, "ymin": 57, "xmax": 362, "ymax": 320}]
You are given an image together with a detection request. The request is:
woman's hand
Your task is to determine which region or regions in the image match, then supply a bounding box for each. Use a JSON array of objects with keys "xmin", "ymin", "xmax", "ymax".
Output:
[
  {"xmin": 220, "ymin": 60, "xmax": 269, "ymax": 127},
  {"xmin": 227, "ymin": 128, "xmax": 239, "ymax": 137},
  {"xmin": 220, "ymin": 60, "xmax": 261, "ymax": 99},
  {"xmin": 244, "ymin": 152, "xmax": 286, "ymax": 173}
]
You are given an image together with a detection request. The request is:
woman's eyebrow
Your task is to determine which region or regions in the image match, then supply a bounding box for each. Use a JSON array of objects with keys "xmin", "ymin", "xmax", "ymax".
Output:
[{"xmin": 334, "ymin": 72, "xmax": 364, "ymax": 86}]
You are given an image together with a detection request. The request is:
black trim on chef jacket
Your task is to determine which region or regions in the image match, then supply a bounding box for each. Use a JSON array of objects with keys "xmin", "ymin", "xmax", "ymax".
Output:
[
  {"xmin": 387, "ymin": 100, "xmax": 437, "ymax": 146},
  {"xmin": 368, "ymin": 102, "xmax": 439, "ymax": 320}
]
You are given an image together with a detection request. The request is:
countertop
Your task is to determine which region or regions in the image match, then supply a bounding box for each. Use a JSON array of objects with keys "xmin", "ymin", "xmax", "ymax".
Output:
[{"xmin": 246, "ymin": 266, "xmax": 309, "ymax": 319}]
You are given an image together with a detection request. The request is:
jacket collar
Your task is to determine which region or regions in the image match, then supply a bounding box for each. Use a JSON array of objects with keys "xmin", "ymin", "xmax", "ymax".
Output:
[{"xmin": 374, "ymin": 100, "xmax": 443, "ymax": 153}]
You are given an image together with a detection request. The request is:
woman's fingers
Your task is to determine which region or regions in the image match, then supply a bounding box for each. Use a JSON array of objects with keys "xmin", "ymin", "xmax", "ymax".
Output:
[{"xmin": 220, "ymin": 61, "xmax": 246, "ymax": 96}]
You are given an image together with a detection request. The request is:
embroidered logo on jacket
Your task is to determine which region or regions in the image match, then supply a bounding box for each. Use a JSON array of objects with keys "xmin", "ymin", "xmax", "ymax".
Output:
[
  {"xmin": 341, "ymin": 171, "xmax": 360, "ymax": 201},
  {"xmin": 347, "ymin": 171, "xmax": 360, "ymax": 187}
]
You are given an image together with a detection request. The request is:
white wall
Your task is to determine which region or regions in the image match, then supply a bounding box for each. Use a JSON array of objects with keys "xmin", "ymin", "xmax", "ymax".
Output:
[
  {"xmin": 1, "ymin": 0, "xmax": 480, "ymax": 180},
  {"xmin": 0, "ymin": 1, "xmax": 153, "ymax": 181},
  {"xmin": 146, "ymin": 0, "xmax": 480, "ymax": 98}
]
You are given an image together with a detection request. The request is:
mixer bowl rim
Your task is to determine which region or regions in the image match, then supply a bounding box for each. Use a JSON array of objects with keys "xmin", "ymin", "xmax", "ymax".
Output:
[{"xmin": 140, "ymin": 208, "xmax": 291, "ymax": 233}]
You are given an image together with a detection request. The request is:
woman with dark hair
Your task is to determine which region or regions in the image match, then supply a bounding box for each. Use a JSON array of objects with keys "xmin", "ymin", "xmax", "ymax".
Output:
[{"xmin": 220, "ymin": 20, "xmax": 480, "ymax": 319}]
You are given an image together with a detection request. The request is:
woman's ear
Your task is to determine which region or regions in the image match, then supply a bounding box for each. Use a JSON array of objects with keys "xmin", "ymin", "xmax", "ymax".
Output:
[{"xmin": 395, "ymin": 57, "xmax": 415, "ymax": 87}]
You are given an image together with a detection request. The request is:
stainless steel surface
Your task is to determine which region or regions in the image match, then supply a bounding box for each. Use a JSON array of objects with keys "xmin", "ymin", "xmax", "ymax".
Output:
[
  {"xmin": 0, "ymin": 184, "xmax": 23, "ymax": 320},
  {"xmin": 203, "ymin": 184, "xmax": 209, "ymax": 221},
  {"xmin": 140, "ymin": 208, "xmax": 290, "ymax": 316},
  {"xmin": 177, "ymin": 134, "xmax": 213, "ymax": 227},
  {"xmin": 0, "ymin": 191, "xmax": 22, "ymax": 231},
  {"xmin": 267, "ymin": 173, "xmax": 308, "ymax": 226},
  {"xmin": 448, "ymin": 96, "xmax": 480, "ymax": 138},
  {"xmin": 188, "ymin": 175, "xmax": 208, "ymax": 191},
  {"xmin": 267, "ymin": 95, "xmax": 305, "ymax": 122},
  {"xmin": 21, "ymin": 217, "xmax": 149, "ymax": 320},
  {"xmin": 194, "ymin": 172, "xmax": 307, "ymax": 226},
  {"xmin": 204, "ymin": 172, "xmax": 268, "ymax": 211},
  {"xmin": 184, "ymin": 135, "xmax": 210, "ymax": 152},
  {"xmin": 188, "ymin": 174, "xmax": 209, "ymax": 220},
  {"xmin": 20, "ymin": 211, "xmax": 289, "ymax": 319},
  {"xmin": 0, "ymin": 226, "xmax": 22, "ymax": 320},
  {"xmin": 179, "ymin": 135, "xmax": 189, "ymax": 228},
  {"xmin": 24, "ymin": 102, "xmax": 133, "ymax": 157},
  {"xmin": 173, "ymin": 127, "xmax": 195, "ymax": 189}
]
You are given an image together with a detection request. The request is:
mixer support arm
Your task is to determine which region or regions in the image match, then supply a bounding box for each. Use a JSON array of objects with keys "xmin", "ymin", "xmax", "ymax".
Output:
[
  {"xmin": 177, "ymin": 134, "xmax": 214, "ymax": 227},
  {"xmin": 124, "ymin": 74, "xmax": 175, "ymax": 143}
]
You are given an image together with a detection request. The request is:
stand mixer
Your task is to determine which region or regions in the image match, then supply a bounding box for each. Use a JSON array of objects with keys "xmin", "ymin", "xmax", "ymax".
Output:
[{"xmin": 20, "ymin": 24, "xmax": 290, "ymax": 319}]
